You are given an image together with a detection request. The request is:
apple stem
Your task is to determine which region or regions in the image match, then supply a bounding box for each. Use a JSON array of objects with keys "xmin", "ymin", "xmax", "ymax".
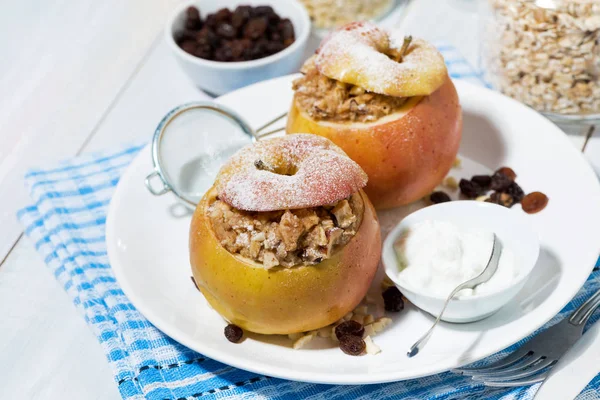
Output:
[{"xmin": 399, "ymin": 36, "xmax": 413, "ymax": 62}]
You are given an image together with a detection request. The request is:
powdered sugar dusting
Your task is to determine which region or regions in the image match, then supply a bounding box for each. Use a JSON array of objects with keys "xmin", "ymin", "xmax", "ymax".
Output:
[
  {"xmin": 315, "ymin": 22, "xmax": 447, "ymax": 97},
  {"xmin": 215, "ymin": 134, "xmax": 368, "ymax": 211}
]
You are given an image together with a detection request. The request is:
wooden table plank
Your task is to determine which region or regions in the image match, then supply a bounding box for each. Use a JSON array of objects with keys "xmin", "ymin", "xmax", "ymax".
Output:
[{"xmin": 0, "ymin": 0, "xmax": 180, "ymax": 264}]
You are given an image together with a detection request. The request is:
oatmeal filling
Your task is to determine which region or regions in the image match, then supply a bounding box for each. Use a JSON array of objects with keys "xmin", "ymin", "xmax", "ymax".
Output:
[
  {"xmin": 292, "ymin": 57, "xmax": 408, "ymax": 123},
  {"xmin": 209, "ymin": 193, "xmax": 364, "ymax": 268}
]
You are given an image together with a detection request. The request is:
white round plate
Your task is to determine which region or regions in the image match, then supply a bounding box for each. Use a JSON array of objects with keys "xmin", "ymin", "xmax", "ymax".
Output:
[{"xmin": 107, "ymin": 76, "xmax": 600, "ymax": 385}]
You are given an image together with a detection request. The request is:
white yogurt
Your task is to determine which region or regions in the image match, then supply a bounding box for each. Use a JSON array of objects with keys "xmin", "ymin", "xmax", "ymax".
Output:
[{"xmin": 394, "ymin": 220, "xmax": 518, "ymax": 298}]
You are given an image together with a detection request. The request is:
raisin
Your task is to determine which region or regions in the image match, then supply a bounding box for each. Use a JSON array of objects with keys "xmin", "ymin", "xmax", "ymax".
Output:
[
  {"xmin": 279, "ymin": 18, "xmax": 295, "ymax": 41},
  {"xmin": 244, "ymin": 17, "xmax": 268, "ymax": 40},
  {"xmin": 488, "ymin": 191, "xmax": 514, "ymax": 208},
  {"xmin": 232, "ymin": 5, "xmax": 252, "ymax": 28},
  {"xmin": 224, "ymin": 324, "xmax": 243, "ymax": 343},
  {"xmin": 496, "ymin": 166, "xmax": 517, "ymax": 180},
  {"xmin": 266, "ymin": 40, "xmax": 284, "ymax": 55},
  {"xmin": 490, "ymin": 172, "xmax": 513, "ymax": 191},
  {"xmin": 185, "ymin": 6, "xmax": 202, "ymax": 30},
  {"xmin": 205, "ymin": 13, "xmax": 218, "ymax": 28},
  {"xmin": 214, "ymin": 8, "xmax": 232, "ymax": 23},
  {"xmin": 180, "ymin": 40, "xmax": 197, "ymax": 55},
  {"xmin": 229, "ymin": 39, "xmax": 251, "ymax": 60},
  {"xmin": 216, "ymin": 23, "xmax": 237, "ymax": 39},
  {"xmin": 339, "ymin": 335, "xmax": 365, "ymax": 356},
  {"xmin": 506, "ymin": 182, "xmax": 525, "ymax": 202},
  {"xmin": 214, "ymin": 45, "xmax": 234, "ymax": 62},
  {"xmin": 175, "ymin": 29, "xmax": 197, "ymax": 43},
  {"xmin": 429, "ymin": 191, "xmax": 451, "ymax": 204},
  {"xmin": 382, "ymin": 286, "xmax": 404, "ymax": 312},
  {"xmin": 459, "ymin": 179, "xmax": 483, "ymax": 198},
  {"xmin": 335, "ymin": 320, "xmax": 365, "ymax": 340},
  {"xmin": 522, "ymin": 192, "xmax": 548, "ymax": 214},
  {"xmin": 253, "ymin": 5, "xmax": 275, "ymax": 16},
  {"xmin": 471, "ymin": 175, "xmax": 492, "ymax": 188}
]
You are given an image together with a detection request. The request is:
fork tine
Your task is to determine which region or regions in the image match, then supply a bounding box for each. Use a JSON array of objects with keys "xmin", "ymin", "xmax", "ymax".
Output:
[
  {"xmin": 454, "ymin": 349, "xmax": 532, "ymax": 374},
  {"xmin": 472, "ymin": 359, "xmax": 555, "ymax": 382},
  {"xmin": 481, "ymin": 371, "xmax": 549, "ymax": 387},
  {"xmin": 469, "ymin": 356, "xmax": 542, "ymax": 378}
]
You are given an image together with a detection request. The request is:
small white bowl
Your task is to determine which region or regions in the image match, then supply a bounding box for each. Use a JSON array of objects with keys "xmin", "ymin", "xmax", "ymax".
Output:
[
  {"xmin": 382, "ymin": 201, "xmax": 540, "ymax": 323},
  {"xmin": 166, "ymin": 0, "xmax": 311, "ymax": 96}
]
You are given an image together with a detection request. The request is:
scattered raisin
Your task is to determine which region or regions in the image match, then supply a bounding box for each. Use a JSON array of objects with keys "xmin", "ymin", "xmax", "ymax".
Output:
[
  {"xmin": 522, "ymin": 192, "xmax": 549, "ymax": 214},
  {"xmin": 430, "ymin": 191, "xmax": 451, "ymax": 204},
  {"xmin": 496, "ymin": 167, "xmax": 517, "ymax": 180},
  {"xmin": 506, "ymin": 182, "xmax": 525, "ymax": 202},
  {"xmin": 459, "ymin": 179, "xmax": 483, "ymax": 198},
  {"xmin": 335, "ymin": 320, "xmax": 365, "ymax": 340},
  {"xmin": 382, "ymin": 286, "xmax": 405, "ymax": 312},
  {"xmin": 339, "ymin": 335, "xmax": 365, "ymax": 356},
  {"xmin": 224, "ymin": 324, "xmax": 243, "ymax": 343},
  {"xmin": 471, "ymin": 175, "xmax": 492, "ymax": 189},
  {"xmin": 490, "ymin": 171, "xmax": 513, "ymax": 191}
]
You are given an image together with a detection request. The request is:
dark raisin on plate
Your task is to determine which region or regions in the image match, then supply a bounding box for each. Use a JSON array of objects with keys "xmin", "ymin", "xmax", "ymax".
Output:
[
  {"xmin": 459, "ymin": 178, "xmax": 483, "ymax": 199},
  {"xmin": 335, "ymin": 320, "xmax": 365, "ymax": 340},
  {"xmin": 382, "ymin": 286, "xmax": 405, "ymax": 312},
  {"xmin": 489, "ymin": 171, "xmax": 513, "ymax": 191},
  {"xmin": 429, "ymin": 191, "xmax": 451, "ymax": 204},
  {"xmin": 506, "ymin": 181, "xmax": 525, "ymax": 202},
  {"xmin": 522, "ymin": 191, "xmax": 549, "ymax": 214},
  {"xmin": 496, "ymin": 166, "xmax": 517, "ymax": 180},
  {"xmin": 224, "ymin": 324, "xmax": 244, "ymax": 343},
  {"xmin": 471, "ymin": 175, "xmax": 492, "ymax": 189},
  {"xmin": 339, "ymin": 334, "xmax": 366, "ymax": 356}
]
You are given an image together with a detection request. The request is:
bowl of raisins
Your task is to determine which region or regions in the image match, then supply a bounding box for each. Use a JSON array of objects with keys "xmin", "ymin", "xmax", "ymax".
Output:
[{"xmin": 167, "ymin": 0, "xmax": 311, "ymax": 95}]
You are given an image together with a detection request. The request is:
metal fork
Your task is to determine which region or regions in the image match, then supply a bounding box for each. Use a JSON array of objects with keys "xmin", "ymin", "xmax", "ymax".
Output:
[{"xmin": 453, "ymin": 288, "xmax": 600, "ymax": 387}]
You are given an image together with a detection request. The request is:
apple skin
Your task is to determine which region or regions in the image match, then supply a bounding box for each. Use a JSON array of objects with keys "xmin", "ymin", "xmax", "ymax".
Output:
[
  {"xmin": 189, "ymin": 187, "xmax": 381, "ymax": 335},
  {"xmin": 286, "ymin": 76, "xmax": 462, "ymax": 209}
]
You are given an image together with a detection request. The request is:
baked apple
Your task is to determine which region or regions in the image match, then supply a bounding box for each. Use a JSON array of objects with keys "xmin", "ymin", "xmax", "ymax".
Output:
[
  {"xmin": 286, "ymin": 22, "xmax": 462, "ymax": 209},
  {"xmin": 189, "ymin": 134, "xmax": 381, "ymax": 334}
]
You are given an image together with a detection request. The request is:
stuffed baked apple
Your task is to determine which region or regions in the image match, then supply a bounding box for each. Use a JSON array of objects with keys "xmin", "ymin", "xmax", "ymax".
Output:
[
  {"xmin": 189, "ymin": 134, "xmax": 381, "ymax": 335},
  {"xmin": 286, "ymin": 22, "xmax": 462, "ymax": 209}
]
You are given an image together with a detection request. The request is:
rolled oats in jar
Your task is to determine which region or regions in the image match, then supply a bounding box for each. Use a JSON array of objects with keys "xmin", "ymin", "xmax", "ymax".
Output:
[{"xmin": 481, "ymin": 0, "xmax": 600, "ymax": 116}]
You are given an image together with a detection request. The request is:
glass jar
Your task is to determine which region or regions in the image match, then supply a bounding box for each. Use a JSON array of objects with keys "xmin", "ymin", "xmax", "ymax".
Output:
[{"xmin": 480, "ymin": 0, "xmax": 600, "ymax": 135}]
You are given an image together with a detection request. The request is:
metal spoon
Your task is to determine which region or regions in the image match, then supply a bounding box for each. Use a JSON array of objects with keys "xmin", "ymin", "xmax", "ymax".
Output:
[{"xmin": 407, "ymin": 234, "xmax": 502, "ymax": 358}]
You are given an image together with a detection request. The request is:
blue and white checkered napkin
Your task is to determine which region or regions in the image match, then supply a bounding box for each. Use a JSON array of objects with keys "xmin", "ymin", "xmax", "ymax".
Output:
[{"xmin": 17, "ymin": 46, "xmax": 600, "ymax": 400}]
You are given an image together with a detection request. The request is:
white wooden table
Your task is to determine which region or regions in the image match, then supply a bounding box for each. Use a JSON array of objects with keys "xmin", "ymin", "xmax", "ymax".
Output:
[{"xmin": 1, "ymin": 1, "xmax": 598, "ymax": 399}]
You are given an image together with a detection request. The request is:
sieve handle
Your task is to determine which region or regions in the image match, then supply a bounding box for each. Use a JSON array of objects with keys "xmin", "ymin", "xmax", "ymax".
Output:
[{"xmin": 145, "ymin": 171, "xmax": 171, "ymax": 196}]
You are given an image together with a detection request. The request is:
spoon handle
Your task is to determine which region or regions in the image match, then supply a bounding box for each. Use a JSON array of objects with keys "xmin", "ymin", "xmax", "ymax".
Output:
[
  {"xmin": 407, "ymin": 234, "xmax": 500, "ymax": 358},
  {"xmin": 407, "ymin": 282, "xmax": 470, "ymax": 357}
]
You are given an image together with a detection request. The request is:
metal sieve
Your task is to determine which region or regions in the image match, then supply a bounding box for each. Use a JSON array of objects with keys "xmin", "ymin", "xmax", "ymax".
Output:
[{"xmin": 144, "ymin": 101, "xmax": 286, "ymax": 208}]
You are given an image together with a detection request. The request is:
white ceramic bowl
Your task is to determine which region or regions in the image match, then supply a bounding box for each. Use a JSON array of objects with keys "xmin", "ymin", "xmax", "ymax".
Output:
[
  {"xmin": 382, "ymin": 201, "xmax": 540, "ymax": 323},
  {"xmin": 166, "ymin": 0, "xmax": 311, "ymax": 96}
]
